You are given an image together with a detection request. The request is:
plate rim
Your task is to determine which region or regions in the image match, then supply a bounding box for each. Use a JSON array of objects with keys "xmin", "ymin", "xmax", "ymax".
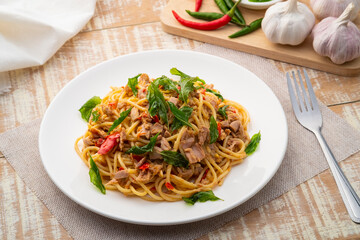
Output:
[{"xmin": 39, "ymin": 49, "xmax": 288, "ymax": 225}]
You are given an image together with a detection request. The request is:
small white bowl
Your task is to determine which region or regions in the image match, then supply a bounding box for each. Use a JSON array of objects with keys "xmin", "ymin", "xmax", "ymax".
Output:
[{"xmin": 239, "ymin": 0, "xmax": 283, "ymax": 10}]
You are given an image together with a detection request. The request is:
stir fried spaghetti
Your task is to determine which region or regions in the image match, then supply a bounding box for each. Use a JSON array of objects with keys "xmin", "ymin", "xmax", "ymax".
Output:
[{"xmin": 75, "ymin": 69, "xmax": 253, "ymax": 202}]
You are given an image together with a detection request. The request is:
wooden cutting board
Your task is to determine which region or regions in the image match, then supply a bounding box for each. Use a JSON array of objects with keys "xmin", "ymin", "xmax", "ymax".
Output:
[{"xmin": 160, "ymin": 0, "xmax": 360, "ymax": 77}]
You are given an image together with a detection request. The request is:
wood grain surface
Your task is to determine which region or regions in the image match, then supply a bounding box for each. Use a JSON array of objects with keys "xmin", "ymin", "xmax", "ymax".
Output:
[
  {"xmin": 161, "ymin": 0, "xmax": 360, "ymax": 76},
  {"xmin": 1, "ymin": 0, "xmax": 360, "ymax": 239}
]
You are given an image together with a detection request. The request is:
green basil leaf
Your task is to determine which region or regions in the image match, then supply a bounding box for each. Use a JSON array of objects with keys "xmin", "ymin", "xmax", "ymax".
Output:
[
  {"xmin": 206, "ymin": 88, "xmax": 224, "ymax": 101},
  {"xmin": 89, "ymin": 155, "xmax": 106, "ymax": 194},
  {"xmin": 91, "ymin": 110, "xmax": 100, "ymax": 122},
  {"xmin": 160, "ymin": 151, "xmax": 189, "ymax": 168},
  {"xmin": 79, "ymin": 96, "xmax": 102, "ymax": 122},
  {"xmin": 171, "ymin": 106, "xmax": 193, "ymax": 131},
  {"xmin": 218, "ymin": 105, "xmax": 229, "ymax": 119},
  {"xmin": 245, "ymin": 131, "xmax": 261, "ymax": 155},
  {"xmin": 209, "ymin": 115, "xmax": 219, "ymax": 144},
  {"xmin": 127, "ymin": 74, "xmax": 141, "ymax": 96},
  {"xmin": 182, "ymin": 190, "xmax": 222, "ymax": 205},
  {"xmin": 126, "ymin": 132, "xmax": 160, "ymax": 155},
  {"xmin": 168, "ymin": 102, "xmax": 193, "ymax": 130},
  {"xmin": 153, "ymin": 75, "xmax": 179, "ymax": 93},
  {"xmin": 108, "ymin": 107, "xmax": 132, "ymax": 134},
  {"xmin": 147, "ymin": 82, "xmax": 169, "ymax": 124}
]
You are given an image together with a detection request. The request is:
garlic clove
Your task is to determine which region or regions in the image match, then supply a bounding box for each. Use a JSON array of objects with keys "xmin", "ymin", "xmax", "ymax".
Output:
[
  {"xmin": 312, "ymin": 3, "xmax": 360, "ymax": 64},
  {"xmin": 310, "ymin": 0, "xmax": 360, "ymax": 21},
  {"xmin": 262, "ymin": 0, "xmax": 315, "ymax": 46}
]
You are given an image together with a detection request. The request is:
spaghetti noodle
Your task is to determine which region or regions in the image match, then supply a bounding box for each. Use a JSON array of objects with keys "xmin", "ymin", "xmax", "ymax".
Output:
[{"xmin": 75, "ymin": 70, "xmax": 252, "ymax": 202}]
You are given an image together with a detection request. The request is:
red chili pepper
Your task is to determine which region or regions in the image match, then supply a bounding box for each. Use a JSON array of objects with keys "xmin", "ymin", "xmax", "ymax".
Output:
[
  {"xmin": 108, "ymin": 101, "xmax": 117, "ymax": 109},
  {"xmin": 201, "ymin": 169, "xmax": 209, "ymax": 181},
  {"xmin": 165, "ymin": 182, "xmax": 174, "ymax": 190},
  {"xmin": 172, "ymin": 0, "xmax": 240, "ymax": 30},
  {"xmin": 200, "ymin": 88, "xmax": 206, "ymax": 95},
  {"xmin": 152, "ymin": 115, "xmax": 159, "ymax": 123},
  {"xmin": 139, "ymin": 162, "xmax": 150, "ymax": 171},
  {"xmin": 217, "ymin": 122, "xmax": 221, "ymax": 136},
  {"xmin": 95, "ymin": 138, "xmax": 105, "ymax": 147},
  {"xmin": 177, "ymin": 85, "xmax": 181, "ymax": 90},
  {"xmin": 97, "ymin": 133, "xmax": 120, "ymax": 155},
  {"xmin": 195, "ymin": 0, "xmax": 202, "ymax": 12},
  {"xmin": 151, "ymin": 187, "xmax": 156, "ymax": 191},
  {"xmin": 132, "ymin": 154, "xmax": 143, "ymax": 161},
  {"xmin": 118, "ymin": 167, "xmax": 124, "ymax": 171}
]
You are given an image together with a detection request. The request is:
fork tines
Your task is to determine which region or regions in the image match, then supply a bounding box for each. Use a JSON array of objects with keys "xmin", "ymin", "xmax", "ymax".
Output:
[{"xmin": 287, "ymin": 69, "xmax": 319, "ymax": 113}]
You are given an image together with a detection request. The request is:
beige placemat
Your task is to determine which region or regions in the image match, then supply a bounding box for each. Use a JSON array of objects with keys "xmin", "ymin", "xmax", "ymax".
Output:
[{"xmin": 1, "ymin": 44, "xmax": 360, "ymax": 240}]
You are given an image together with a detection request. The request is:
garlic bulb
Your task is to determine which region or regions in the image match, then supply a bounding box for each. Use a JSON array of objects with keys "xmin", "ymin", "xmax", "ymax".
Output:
[
  {"xmin": 310, "ymin": 0, "xmax": 360, "ymax": 21},
  {"xmin": 312, "ymin": 3, "xmax": 360, "ymax": 64},
  {"xmin": 262, "ymin": 0, "xmax": 315, "ymax": 46}
]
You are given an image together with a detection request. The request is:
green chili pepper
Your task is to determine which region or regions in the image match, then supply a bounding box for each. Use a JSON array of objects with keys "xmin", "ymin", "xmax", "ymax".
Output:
[
  {"xmin": 228, "ymin": 18, "xmax": 263, "ymax": 38},
  {"xmin": 185, "ymin": 10, "xmax": 246, "ymax": 27},
  {"xmin": 224, "ymin": 0, "xmax": 246, "ymax": 25},
  {"xmin": 214, "ymin": 0, "xmax": 243, "ymax": 26}
]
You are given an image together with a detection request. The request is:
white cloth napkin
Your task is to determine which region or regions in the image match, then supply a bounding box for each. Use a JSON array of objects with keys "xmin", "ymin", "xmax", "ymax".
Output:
[{"xmin": 0, "ymin": 0, "xmax": 96, "ymax": 94}]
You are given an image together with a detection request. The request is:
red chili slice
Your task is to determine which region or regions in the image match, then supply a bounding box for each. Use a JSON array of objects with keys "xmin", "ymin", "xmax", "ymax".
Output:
[
  {"xmin": 195, "ymin": 0, "xmax": 202, "ymax": 12},
  {"xmin": 217, "ymin": 122, "xmax": 221, "ymax": 136},
  {"xmin": 165, "ymin": 182, "xmax": 174, "ymax": 190},
  {"xmin": 132, "ymin": 154, "xmax": 143, "ymax": 161},
  {"xmin": 97, "ymin": 133, "xmax": 120, "ymax": 155},
  {"xmin": 152, "ymin": 115, "xmax": 159, "ymax": 123},
  {"xmin": 201, "ymin": 169, "xmax": 209, "ymax": 181},
  {"xmin": 139, "ymin": 162, "xmax": 150, "ymax": 171},
  {"xmin": 108, "ymin": 101, "xmax": 117, "ymax": 109},
  {"xmin": 95, "ymin": 138, "xmax": 105, "ymax": 147}
]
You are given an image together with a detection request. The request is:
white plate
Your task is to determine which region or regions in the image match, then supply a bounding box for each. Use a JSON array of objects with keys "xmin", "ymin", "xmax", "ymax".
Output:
[
  {"xmin": 240, "ymin": 0, "xmax": 283, "ymax": 10},
  {"xmin": 39, "ymin": 50, "xmax": 288, "ymax": 225}
]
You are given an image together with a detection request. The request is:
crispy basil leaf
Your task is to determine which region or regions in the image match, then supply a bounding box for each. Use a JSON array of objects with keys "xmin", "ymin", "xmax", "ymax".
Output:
[
  {"xmin": 108, "ymin": 107, "xmax": 132, "ymax": 134},
  {"xmin": 127, "ymin": 74, "xmax": 141, "ymax": 96},
  {"xmin": 206, "ymin": 88, "xmax": 224, "ymax": 101},
  {"xmin": 182, "ymin": 190, "xmax": 221, "ymax": 205},
  {"xmin": 218, "ymin": 105, "xmax": 229, "ymax": 119},
  {"xmin": 147, "ymin": 82, "xmax": 169, "ymax": 124},
  {"xmin": 89, "ymin": 155, "xmax": 106, "ymax": 194},
  {"xmin": 153, "ymin": 75, "xmax": 179, "ymax": 93},
  {"xmin": 168, "ymin": 102, "xmax": 193, "ymax": 130},
  {"xmin": 170, "ymin": 68, "xmax": 206, "ymax": 102},
  {"xmin": 91, "ymin": 110, "xmax": 100, "ymax": 122},
  {"xmin": 245, "ymin": 131, "xmax": 261, "ymax": 155},
  {"xmin": 178, "ymin": 77, "xmax": 197, "ymax": 103},
  {"xmin": 171, "ymin": 105, "xmax": 193, "ymax": 131},
  {"xmin": 126, "ymin": 133, "xmax": 160, "ymax": 155},
  {"xmin": 170, "ymin": 68, "xmax": 205, "ymax": 84},
  {"xmin": 170, "ymin": 68, "xmax": 190, "ymax": 79},
  {"xmin": 160, "ymin": 151, "xmax": 189, "ymax": 168},
  {"xmin": 79, "ymin": 96, "xmax": 102, "ymax": 122},
  {"xmin": 209, "ymin": 115, "xmax": 219, "ymax": 144}
]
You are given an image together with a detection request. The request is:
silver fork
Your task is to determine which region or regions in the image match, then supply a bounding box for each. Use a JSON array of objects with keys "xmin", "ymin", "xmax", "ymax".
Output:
[{"xmin": 287, "ymin": 69, "xmax": 360, "ymax": 224}]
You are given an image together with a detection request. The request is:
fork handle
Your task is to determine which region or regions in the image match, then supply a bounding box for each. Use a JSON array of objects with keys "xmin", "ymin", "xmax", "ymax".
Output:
[{"xmin": 313, "ymin": 130, "xmax": 360, "ymax": 223}]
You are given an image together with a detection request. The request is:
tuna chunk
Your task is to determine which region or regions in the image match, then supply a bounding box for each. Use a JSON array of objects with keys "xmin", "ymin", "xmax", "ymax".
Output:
[
  {"xmin": 198, "ymin": 126, "xmax": 210, "ymax": 145},
  {"xmin": 220, "ymin": 120, "xmax": 230, "ymax": 128},
  {"xmin": 150, "ymin": 122, "xmax": 163, "ymax": 135},
  {"xmin": 227, "ymin": 138, "xmax": 241, "ymax": 152},
  {"xmin": 184, "ymin": 143, "xmax": 205, "ymax": 164},
  {"xmin": 136, "ymin": 169, "xmax": 152, "ymax": 183},
  {"xmin": 138, "ymin": 122, "xmax": 152, "ymax": 139},
  {"xmin": 138, "ymin": 73, "xmax": 150, "ymax": 87},
  {"xmin": 130, "ymin": 107, "xmax": 140, "ymax": 121},
  {"xmin": 118, "ymin": 128, "xmax": 127, "ymax": 151},
  {"xmin": 230, "ymin": 120, "xmax": 241, "ymax": 132},
  {"xmin": 137, "ymin": 88, "xmax": 147, "ymax": 99},
  {"xmin": 113, "ymin": 170, "xmax": 129, "ymax": 179},
  {"xmin": 180, "ymin": 130, "xmax": 195, "ymax": 150},
  {"xmin": 149, "ymin": 146, "xmax": 163, "ymax": 160},
  {"xmin": 160, "ymin": 137, "xmax": 171, "ymax": 151},
  {"xmin": 169, "ymin": 97, "xmax": 179, "ymax": 107}
]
